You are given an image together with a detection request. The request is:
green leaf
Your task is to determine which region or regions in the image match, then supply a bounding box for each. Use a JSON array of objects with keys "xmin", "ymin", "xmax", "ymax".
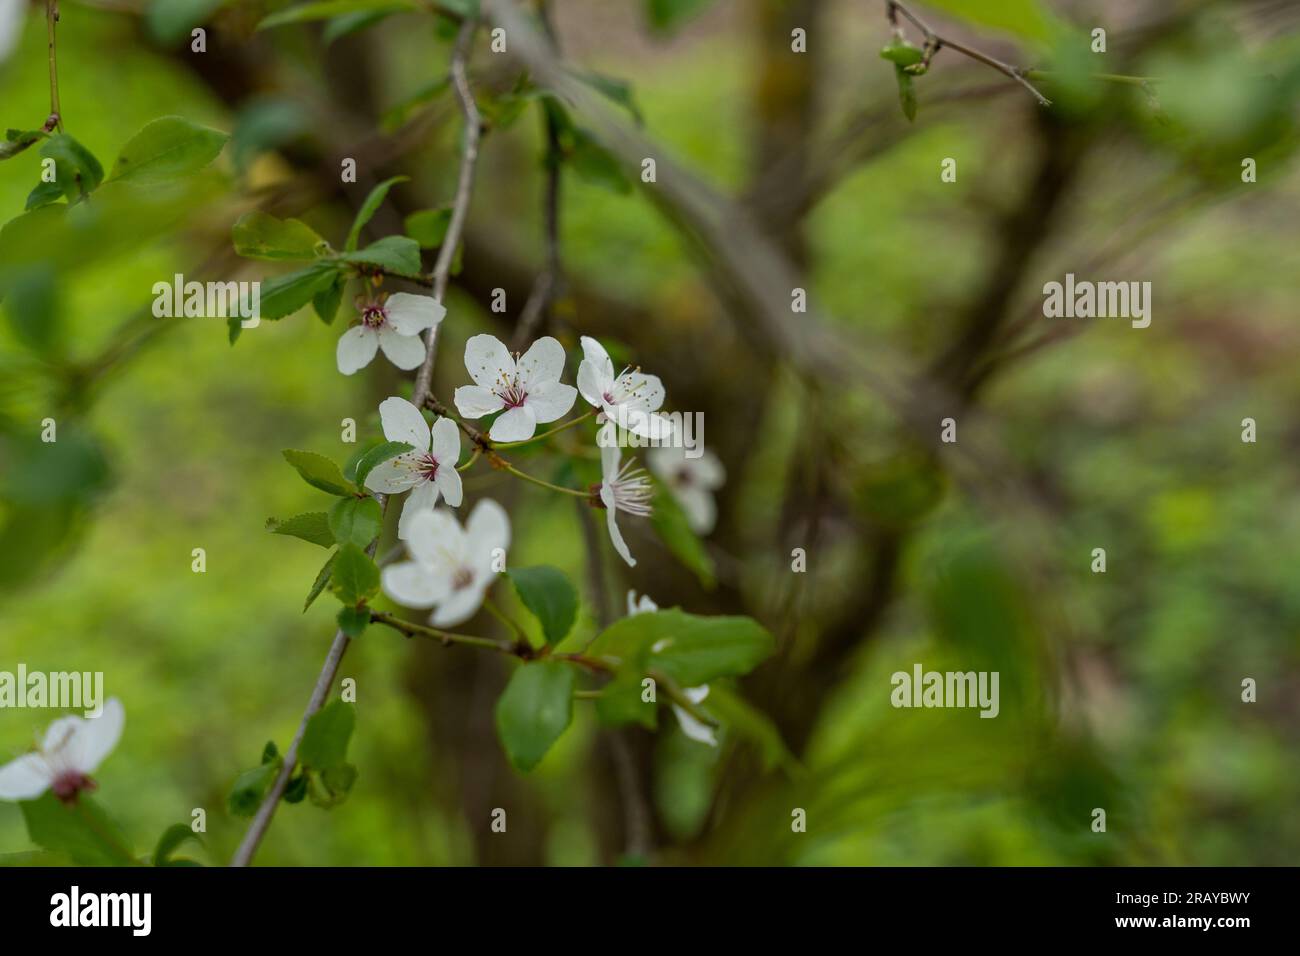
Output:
[
  {"xmin": 339, "ymin": 235, "xmax": 423, "ymax": 277},
  {"xmin": 650, "ymin": 478, "xmax": 716, "ymax": 587},
  {"xmin": 337, "ymin": 604, "xmax": 370, "ymax": 637},
  {"xmin": 305, "ymin": 551, "xmax": 337, "ymax": 611},
  {"xmin": 267, "ymin": 511, "xmax": 334, "ymax": 548},
  {"xmin": 346, "ymin": 175, "xmax": 409, "ymax": 251},
  {"xmin": 283, "ymin": 773, "xmax": 308, "ymax": 803},
  {"xmin": 330, "ymin": 543, "xmax": 380, "ymax": 604},
  {"xmin": 0, "ymin": 128, "xmax": 46, "ymax": 161},
  {"xmin": 911, "ymin": 0, "xmax": 1058, "ymax": 44},
  {"xmin": 880, "ymin": 40, "xmax": 925, "ymax": 67},
  {"xmin": 588, "ymin": 609, "xmax": 775, "ymax": 686},
  {"xmin": 260, "ymin": 261, "xmax": 343, "ymax": 320},
  {"xmin": 228, "ymin": 760, "xmax": 280, "ymax": 817},
  {"xmin": 40, "ymin": 134, "xmax": 104, "ymax": 201},
  {"xmin": 25, "ymin": 181, "xmax": 64, "ymax": 211},
  {"xmin": 312, "ymin": 272, "xmax": 346, "ymax": 324},
  {"xmin": 258, "ymin": 0, "xmax": 418, "ymax": 30},
  {"xmin": 153, "ymin": 822, "xmax": 203, "ymax": 866},
  {"xmin": 109, "ymin": 116, "xmax": 228, "ymax": 184},
  {"xmin": 576, "ymin": 72, "xmax": 643, "ymax": 125},
  {"xmin": 403, "ymin": 207, "xmax": 452, "ymax": 249},
  {"xmin": 495, "ymin": 661, "xmax": 576, "ymax": 772},
  {"xmin": 20, "ymin": 793, "xmax": 137, "ymax": 866},
  {"xmin": 506, "ymin": 566, "xmax": 578, "ymax": 645},
  {"xmin": 1, "ymin": 264, "xmax": 60, "ymax": 356},
  {"xmin": 566, "ymin": 127, "xmax": 630, "ymax": 194},
  {"xmin": 262, "ymin": 740, "xmax": 280, "ymax": 764},
  {"xmin": 646, "ymin": 0, "xmax": 714, "ymax": 33},
  {"xmin": 595, "ymin": 667, "xmax": 657, "ymax": 730},
  {"xmin": 306, "ymin": 763, "xmax": 358, "ymax": 807},
  {"xmin": 282, "ymin": 449, "xmax": 356, "ymax": 496},
  {"xmin": 233, "ymin": 210, "xmax": 328, "ymax": 260},
  {"xmin": 299, "ymin": 700, "xmax": 356, "ymax": 769},
  {"xmin": 896, "ymin": 68, "xmax": 918, "ymax": 122},
  {"xmin": 705, "ymin": 685, "xmax": 798, "ymax": 773},
  {"xmin": 328, "ymin": 495, "xmax": 383, "ymax": 547},
  {"xmin": 324, "ymin": 8, "xmax": 403, "ymax": 44},
  {"xmin": 355, "ymin": 440, "xmax": 414, "ymax": 489},
  {"xmin": 145, "ymin": 0, "xmax": 227, "ymax": 45}
]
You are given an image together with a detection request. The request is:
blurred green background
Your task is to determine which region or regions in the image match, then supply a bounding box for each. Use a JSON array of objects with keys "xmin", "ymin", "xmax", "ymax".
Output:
[{"xmin": 1, "ymin": 0, "xmax": 1298, "ymax": 865}]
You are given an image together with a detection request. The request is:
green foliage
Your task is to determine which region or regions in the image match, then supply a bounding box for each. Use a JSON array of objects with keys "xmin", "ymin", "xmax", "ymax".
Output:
[
  {"xmin": 153, "ymin": 822, "xmax": 203, "ymax": 866},
  {"xmin": 595, "ymin": 667, "xmax": 657, "ymax": 730},
  {"xmin": 0, "ymin": 128, "xmax": 46, "ymax": 161},
  {"xmin": 258, "ymin": 262, "xmax": 344, "ymax": 320},
  {"xmin": 21, "ymin": 794, "xmax": 137, "ymax": 866},
  {"xmin": 506, "ymin": 566, "xmax": 578, "ymax": 645},
  {"xmin": 495, "ymin": 661, "xmax": 576, "ymax": 771},
  {"xmin": 649, "ymin": 478, "xmax": 716, "ymax": 587},
  {"xmin": 267, "ymin": 511, "xmax": 335, "ymax": 548},
  {"xmin": 145, "ymin": 0, "xmax": 228, "ymax": 46},
  {"xmin": 30, "ymin": 135, "xmax": 103, "ymax": 208},
  {"xmin": 299, "ymin": 702, "xmax": 359, "ymax": 808},
  {"xmin": 646, "ymin": 0, "xmax": 714, "ymax": 34},
  {"xmin": 353, "ymin": 441, "xmax": 414, "ymax": 488},
  {"xmin": 328, "ymin": 496, "xmax": 383, "ymax": 548},
  {"xmin": 404, "ymin": 207, "xmax": 452, "ymax": 249},
  {"xmin": 340, "ymin": 235, "xmax": 424, "ymax": 277},
  {"xmin": 228, "ymin": 760, "xmax": 279, "ymax": 817},
  {"xmin": 917, "ymin": 0, "xmax": 1058, "ymax": 45},
  {"xmin": 233, "ymin": 211, "xmax": 329, "ymax": 260},
  {"xmin": 589, "ymin": 609, "xmax": 775, "ymax": 687},
  {"xmin": 346, "ymin": 176, "xmax": 409, "ymax": 251},
  {"xmin": 282, "ymin": 449, "xmax": 356, "ymax": 496},
  {"xmin": 330, "ymin": 543, "xmax": 381, "ymax": 605},
  {"xmin": 258, "ymin": 0, "xmax": 419, "ymax": 31},
  {"xmin": 312, "ymin": 272, "xmax": 347, "ymax": 324},
  {"xmin": 304, "ymin": 552, "xmax": 338, "ymax": 611},
  {"xmin": 108, "ymin": 116, "xmax": 228, "ymax": 185}
]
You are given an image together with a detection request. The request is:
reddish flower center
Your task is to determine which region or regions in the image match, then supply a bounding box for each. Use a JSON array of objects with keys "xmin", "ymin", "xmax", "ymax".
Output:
[
  {"xmin": 52, "ymin": 771, "xmax": 95, "ymax": 804},
  {"xmin": 418, "ymin": 454, "xmax": 440, "ymax": 481},
  {"xmin": 451, "ymin": 567, "xmax": 475, "ymax": 591},
  {"xmin": 361, "ymin": 304, "xmax": 387, "ymax": 329}
]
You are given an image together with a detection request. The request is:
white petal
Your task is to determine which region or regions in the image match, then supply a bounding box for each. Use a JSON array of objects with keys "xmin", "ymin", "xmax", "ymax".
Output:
[
  {"xmin": 464, "ymin": 334, "xmax": 515, "ymax": 390},
  {"xmin": 579, "ymin": 336, "xmax": 614, "ymax": 381},
  {"xmin": 398, "ymin": 479, "xmax": 441, "ymax": 540},
  {"xmin": 377, "ymin": 327, "xmax": 426, "ymax": 370},
  {"xmin": 453, "ymin": 384, "xmax": 504, "ymax": 420},
  {"xmin": 385, "ymin": 293, "xmax": 445, "ymax": 336},
  {"xmin": 605, "ymin": 503, "xmax": 635, "ymax": 567},
  {"xmin": 429, "ymin": 416, "xmax": 460, "ymax": 465},
  {"xmin": 618, "ymin": 407, "xmax": 675, "ymax": 440},
  {"xmin": 382, "ymin": 561, "xmax": 448, "ymax": 609},
  {"xmin": 66, "ymin": 698, "xmax": 124, "ymax": 775},
  {"xmin": 337, "ymin": 326, "xmax": 379, "ymax": 375},
  {"xmin": 626, "ymin": 590, "xmax": 658, "ymax": 616},
  {"xmin": 515, "ymin": 336, "xmax": 567, "ymax": 390},
  {"xmin": 466, "ymin": 498, "xmax": 511, "ymax": 556},
  {"xmin": 379, "ymin": 396, "xmax": 432, "ymax": 452},
  {"xmin": 364, "ymin": 453, "xmax": 420, "ymax": 494},
  {"xmin": 405, "ymin": 508, "xmax": 461, "ymax": 565},
  {"xmin": 600, "ymin": 438, "xmax": 621, "ymax": 482},
  {"xmin": 615, "ymin": 371, "xmax": 666, "ymax": 414},
  {"xmin": 675, "ymin": 486, "xmax": 717, "ymax": 535},
  {"xmin": 672, "ymin": 704, "xmax": 718, "ymax": 747},
  {"xmin": 489, "ymin": 405, "xmax": 537, "ymax": 442},
  {"xmin": 435, "ymin": 465, "xmax": 463, "ymax": 508},
  {"xmin": 692, "ymin": 449, "xmax": 726, "ymax": 488},
  {"xmin": 430, "ymin": 582, "xmax": 488, "ymax": 628},
  {"xmin": 0, "ymin": 753, "xmax": 52, "ymax": 801},
  {"xmin": 525, "ymin": 380, "xmax": 577, "ymax": 424},
  {"xmin": 577, "ymin": 358, "xmax": 609, "ymax": 408}
]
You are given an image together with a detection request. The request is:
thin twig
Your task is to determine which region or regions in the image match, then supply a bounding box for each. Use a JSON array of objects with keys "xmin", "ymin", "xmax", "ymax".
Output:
[
  {"xmin": 413, "ymin": 16, "xmax": 484, "ymax": 407},
  {"xmin": 45, "ymin": 0, "xmax": 63, "ymax": 130},
  {"xmin": 885, "ymin": 0, "xmax": 1052, "ymax": 106}
]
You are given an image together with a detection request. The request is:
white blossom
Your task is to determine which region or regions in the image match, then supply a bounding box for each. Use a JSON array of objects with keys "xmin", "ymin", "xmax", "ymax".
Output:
[
  {"xmin": 337, "ymin": 293, "xmax": 444, "ymax": 375},
  {"xmin": 648, "ymin": 445, "xmax": 725, "ymax": 535},
  {"xmin": 597, "ymin": 425, "xmax": 652, "ymax": 568},
  {"xmin": 576, "ymin": 336, "xmax": 673, "ymax": 439},
  {"xmin": 364, "ymin": 396, "xmax": 463, "ymax": 539},
  {"xmin": 381, "ymin": 498, "xmax": 510, "ymax": 627},
  {"xmin": 0, "ymin": 699, "xmax": 124, "ymax": 802},
  {"xmin": 453, "ymin": 334, "xmax": 577, "ymax": 442}
]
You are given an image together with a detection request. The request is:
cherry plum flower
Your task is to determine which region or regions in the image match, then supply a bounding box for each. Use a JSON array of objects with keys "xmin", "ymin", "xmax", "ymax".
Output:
[
  {"xmin": 337, "ymin": 293, "xmax": 445, "ymax": 375},
  {"xmin": 453, "ymin": 334, "xmax": 577, "ymax": 442},
  {"xmin": 363, "ymin": 396, "xmax": 463, "ymax": 538},
  {"xmin": 0, "ymin": 699, "xmax": 125, "ymax": 802}
]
